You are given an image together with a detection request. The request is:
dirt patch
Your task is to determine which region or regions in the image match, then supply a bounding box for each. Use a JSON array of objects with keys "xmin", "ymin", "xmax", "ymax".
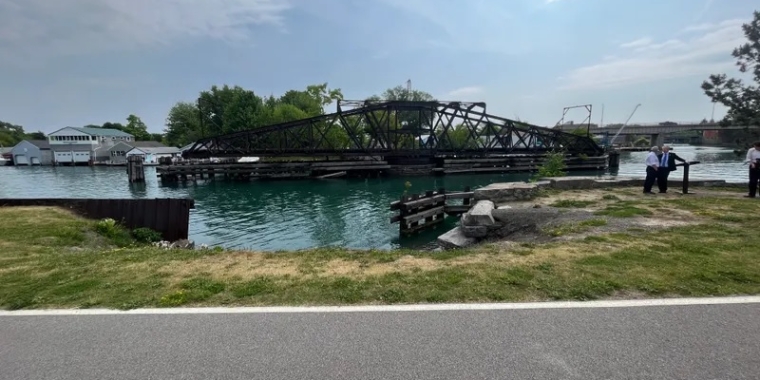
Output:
[{"xmin": 161, "ymin": 253, "xmax": 301, "ymax": 283}]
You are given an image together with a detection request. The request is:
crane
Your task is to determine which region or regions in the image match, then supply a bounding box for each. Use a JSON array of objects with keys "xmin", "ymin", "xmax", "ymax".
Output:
[{"xmin": 607, "ymin": 103, "xmax": 641, "ymax": 148}]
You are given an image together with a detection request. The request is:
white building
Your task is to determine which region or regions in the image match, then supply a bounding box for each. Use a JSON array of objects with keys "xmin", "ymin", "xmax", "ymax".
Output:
[
  {"xmin": 126, "ymin": 146, "xmax": 181, "ymax": 165},
  {"xmin": 47, "ymin": 127, "xmax": 134, "ymax": 165}
]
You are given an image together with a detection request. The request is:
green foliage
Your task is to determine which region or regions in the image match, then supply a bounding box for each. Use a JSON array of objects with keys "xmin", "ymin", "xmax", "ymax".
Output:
[
  {"xmin": 95, "ymin": 218, "xmax": 118, "ymax": 237},
  {"xmin": 124, "ymin": 114, "xmax": 151, "ymax": 141},
  {"xmin": 533, "ymin": 151, "xmax": 567, "ymax": 180},
  {"xmin": 702, "ymin": 10, "xmax": 760, "ymax": 148},
  {"xmin": 0, "ymin": 121, "xmax": 46, "ymax": 147},
  {"xmin": 132, "ymin": 227, "xmax": 162, "ymax": 243},
  {"xmin": 164, "ymin": 83, "xmax": 345, "ymax": 147}
]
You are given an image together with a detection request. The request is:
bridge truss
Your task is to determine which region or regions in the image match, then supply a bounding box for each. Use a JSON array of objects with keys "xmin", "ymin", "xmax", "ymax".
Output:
[{"xmin": 182, "ymin": 100, "xmax": 605, "ymax": 159}]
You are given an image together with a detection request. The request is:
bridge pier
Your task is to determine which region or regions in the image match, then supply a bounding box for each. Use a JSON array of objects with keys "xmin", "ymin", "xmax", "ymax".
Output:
[{"xmin": 650, "ymin": 133, "xmax": 663, "ymax": 147}]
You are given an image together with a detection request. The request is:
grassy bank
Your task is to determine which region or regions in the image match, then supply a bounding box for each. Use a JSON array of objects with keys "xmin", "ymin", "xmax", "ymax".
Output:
[{"xmin": 1, "ymin": 187, "xmax": 760, "ymax": 310}]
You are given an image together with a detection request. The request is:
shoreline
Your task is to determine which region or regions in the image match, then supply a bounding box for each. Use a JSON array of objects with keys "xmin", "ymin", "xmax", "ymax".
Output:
[{"xmin": 1, "ymin": 182, "xmax": 759, "ymax": 310}]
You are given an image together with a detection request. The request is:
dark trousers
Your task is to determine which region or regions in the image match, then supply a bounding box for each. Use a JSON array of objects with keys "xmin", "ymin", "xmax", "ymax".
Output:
[
  {"xmin": 657, "ymin": 168, "xmax": 672, "ymax": 193},
  {"xmin": 643, "ymin": 166, "xmax": 657, "ymax": 193},
  {"xmin": 750, "ymin": 167, "xmax": 760, "ymax": 197}
]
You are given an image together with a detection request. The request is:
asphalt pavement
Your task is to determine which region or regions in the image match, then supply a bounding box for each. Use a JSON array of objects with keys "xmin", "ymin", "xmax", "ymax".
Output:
[{"xmin": 2, "ymin": 300, "xmax": 759, "ymax": 379}]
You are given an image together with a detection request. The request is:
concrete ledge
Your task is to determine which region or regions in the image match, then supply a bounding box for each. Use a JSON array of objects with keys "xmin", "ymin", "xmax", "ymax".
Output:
[{"xmin": 473, "ymin": 182, "xmax": 539, "ymax": 203}]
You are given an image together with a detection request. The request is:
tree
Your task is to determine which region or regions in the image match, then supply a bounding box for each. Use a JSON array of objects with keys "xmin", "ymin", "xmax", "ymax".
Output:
[
  {"xmin": 164, "ymin": 102, "xmax": 201, "ymax": 147},
  {"xmin": 164, "ymin": 83, "xmax": 345, "ymax": 147},
  {"xmin": 701, "ymin": 10, "xmax": 760, "ymax": 148},
  {"xmin": 0, "ymin": 121, "xmax": 46, "ymax": 146},
  {"xmin": 124, "ymin": 114, "xmax": 152, "ymax": 141}
]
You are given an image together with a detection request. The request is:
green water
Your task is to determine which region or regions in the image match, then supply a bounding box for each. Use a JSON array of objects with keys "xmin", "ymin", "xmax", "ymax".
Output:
[{"xmin": 0, "ymin": 145, "xmax": 745, "ymax": 250}]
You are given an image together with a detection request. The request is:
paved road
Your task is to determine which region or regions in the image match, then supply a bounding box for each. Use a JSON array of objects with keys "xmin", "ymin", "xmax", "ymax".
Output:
[{"xmin": 2, "ymin": 301, "xmax": 760, "ymax": 380}]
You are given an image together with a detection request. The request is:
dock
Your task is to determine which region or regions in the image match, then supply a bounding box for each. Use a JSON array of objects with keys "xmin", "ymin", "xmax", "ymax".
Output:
[{"xmin": 156, "ymin": 154, "xmax": 610, "ymax": 182}]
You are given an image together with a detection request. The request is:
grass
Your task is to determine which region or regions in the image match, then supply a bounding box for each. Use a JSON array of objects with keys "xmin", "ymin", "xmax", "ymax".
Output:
[
  {"xmin": 550, "ymin": 199, "xmax": 596, "ymax": 208},
  {"xmin": 1, "ymin": 189, "xmax": 760, "ymax": 310}
]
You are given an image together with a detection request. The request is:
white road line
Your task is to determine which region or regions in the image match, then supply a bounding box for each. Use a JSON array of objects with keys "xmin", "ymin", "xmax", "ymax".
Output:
[{"xmin": 2, "ymin": 296, "xmax": 760, "ymax": 316}]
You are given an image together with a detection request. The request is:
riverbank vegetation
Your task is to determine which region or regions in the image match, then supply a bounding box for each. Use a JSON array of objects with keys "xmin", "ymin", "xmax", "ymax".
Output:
[
  {"xmin": 702, "ymin": 10, "xmax": 760, "ymax": 148},
  {"xmin": 1, "ymin": 187, "xmax": 759, "ymax": 310}
]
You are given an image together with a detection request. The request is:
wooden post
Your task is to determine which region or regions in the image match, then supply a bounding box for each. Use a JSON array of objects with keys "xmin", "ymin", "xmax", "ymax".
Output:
[
  {"xmin": 127, "ymin": 156, "xmax": 145, "ymax": 183},
  {"xmin": 127, "ymin": 155, "xmax": 145, "ymax": 183}
]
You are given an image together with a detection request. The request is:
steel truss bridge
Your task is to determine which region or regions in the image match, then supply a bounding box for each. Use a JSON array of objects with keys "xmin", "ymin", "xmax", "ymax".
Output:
[{"xmin": 182, "ymin": 100, "xmax": 605, "ymax": 159}]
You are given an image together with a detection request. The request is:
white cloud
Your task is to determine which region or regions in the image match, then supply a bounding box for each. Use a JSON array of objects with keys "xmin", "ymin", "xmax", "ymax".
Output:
[
  {"xmin": 619, "ymin": 37, "xmax": 652, "ymax": 48},
  {"xmin": 558, "ymin": 18, "xmax": 747, "ymax": 91},
  {"xmin": 447, "ymin": 86, "xmax": 483, "ymax": 98},
  {"xmin": 0, "ymin": 0, "xmax": 291, "ymax": 64}
]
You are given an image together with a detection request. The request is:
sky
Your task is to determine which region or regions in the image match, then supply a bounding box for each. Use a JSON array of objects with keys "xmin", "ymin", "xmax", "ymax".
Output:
[{"xmin": 0, "ymin": 0, "xmax": 756, "ymax": 134}]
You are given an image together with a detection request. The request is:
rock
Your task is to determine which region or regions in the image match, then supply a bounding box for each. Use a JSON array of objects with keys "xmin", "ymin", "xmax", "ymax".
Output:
[
  {"xmin": 532, "ymin": 204, "xmax": 542, "ymax": 208},
  {"xmin": 497, "ymin": 205, "xmax": 513, "ymax": 210},
  {"xmin": 474, "ymin": 182, "xmax": 539, "ymax": 203},
  {"xmin": 169, "ymin": 239, "xmax": 195, "ymax": 249},
  {"xmin": 437, "ymin": 227, "xmax": 477, "ymax": 249},
  {"xmin": 460, "ymin": 225, "xmax": 489, "ymax": 238},
  {"xmin": 461, "ymin": 200, "xmax": 495, "ymax": 226}
]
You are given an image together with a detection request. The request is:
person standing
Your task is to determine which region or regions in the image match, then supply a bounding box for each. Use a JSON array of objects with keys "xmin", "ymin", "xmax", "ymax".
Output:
[
  {"xmin": 656, "ymin": 145, "xmax": 686, "ymax": 193},
  {"xmin": 745, "ymin": 141, "xmax": 760, "ymax": 198},
  {"xmin": 643, "ymin": 146, "xmax": 659, "ymax": 194}
]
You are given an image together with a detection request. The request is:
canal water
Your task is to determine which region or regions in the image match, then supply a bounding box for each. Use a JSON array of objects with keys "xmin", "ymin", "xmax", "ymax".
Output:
[{"xmin": 0, "ymin": 145, "xmax": 747, "ymax": 251}]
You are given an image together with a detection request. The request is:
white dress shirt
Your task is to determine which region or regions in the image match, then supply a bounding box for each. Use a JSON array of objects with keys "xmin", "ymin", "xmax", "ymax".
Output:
[
  {"xmin": 746, "ymin": 147, "xmax": 760, "ymax": 165},
  {"xmin": 645, "ymin": 151, "xmax": 659, "ymax": 168}
]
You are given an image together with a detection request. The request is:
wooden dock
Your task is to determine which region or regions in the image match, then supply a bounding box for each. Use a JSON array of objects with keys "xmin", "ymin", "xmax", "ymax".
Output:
[
  {"xmin": 435, "ymin": 154, "xmax": 608, "ymax": 174},
  {"xmin": 157, "ymin": 160, "xmax": 389, "ymax": 182},
  {"xmin": 390, "ymin": 187, "xmax": 473, "ymax": 235},
  {"xmin": 155, "ymin": 154, "xmax": 610, "ymax": 182}
]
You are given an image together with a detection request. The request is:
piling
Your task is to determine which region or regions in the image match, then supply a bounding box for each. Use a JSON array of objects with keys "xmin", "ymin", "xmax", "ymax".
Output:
[{"xmin": 127, "ymin": 155, "xmax": 145, "ymax": 183}]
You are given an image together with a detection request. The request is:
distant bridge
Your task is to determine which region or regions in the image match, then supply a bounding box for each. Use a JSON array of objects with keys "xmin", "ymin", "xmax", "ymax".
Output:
[{"xmin": 555, "ymin": 122, "xmax": 750, "ymax": 135}]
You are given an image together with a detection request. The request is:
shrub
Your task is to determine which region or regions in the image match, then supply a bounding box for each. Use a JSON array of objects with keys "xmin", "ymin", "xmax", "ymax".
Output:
[
  {"xmin": 95, "ymin": 218, "xmax": 118, "ymax": 237},
  {"xmin": 132, "ymin": 227, "xmax": 162, "ymax": 243},
  {"xmin": 533, "ymin": 151, "xmax": 567, "ymax": 181}
]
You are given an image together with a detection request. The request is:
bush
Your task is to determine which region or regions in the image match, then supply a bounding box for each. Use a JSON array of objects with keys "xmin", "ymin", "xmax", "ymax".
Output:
[
  {"xmin": 533, "ymin": 151, "xmax": 567, "ymax": 180},
  {"xmin": 95, "ymin": 218, "xmax": 118, "ymax": 238},
  {"xmin": 132, "ymin": 227, "xmax": 162, "ymax": 243}
]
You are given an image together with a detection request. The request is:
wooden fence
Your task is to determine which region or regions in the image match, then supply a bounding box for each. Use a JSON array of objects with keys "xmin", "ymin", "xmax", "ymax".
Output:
[
  {"xmin": 0, "ymin": 198, "xmax": 195, "ymax": 241},
  {"xmin": 390, "ymin": 187, "xmax": 473, "ymax": 235}
]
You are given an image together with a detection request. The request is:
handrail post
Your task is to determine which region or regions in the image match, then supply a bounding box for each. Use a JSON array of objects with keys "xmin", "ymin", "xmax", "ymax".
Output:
[{"xmin": 682, "ymin": 163, "xmax": 690, "ymax": 194}]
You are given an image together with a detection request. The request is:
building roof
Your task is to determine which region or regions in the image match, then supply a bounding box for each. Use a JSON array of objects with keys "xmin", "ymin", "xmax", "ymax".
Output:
[
  {"xmin": 0, "ymin": 147, "xmax": 12, "ymax": 154},
  {"xmin": 132, "ymin": 141, "xmax": 167, "ymax": 148},
  {"xmin": 129, "ymin": 146, "xmax": 181, "ymax": 155},
  {"xmin": 28, "ymin": 140, "xmax": 50, "ymax": 149},
  {"xmin": 72, "ymin": 127, "xmax": 133, "ymax": 137}
]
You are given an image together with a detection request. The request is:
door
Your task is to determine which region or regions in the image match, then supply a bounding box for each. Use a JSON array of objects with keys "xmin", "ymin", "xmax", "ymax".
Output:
[
  {"xmin": 31, "ymin": 157, "xmax": 41, "ymax": 165},
  {"xmin": 73, "ymin": 151, "xmax": 91, "ymax": 163},
  {"xmin": 14, "ymin": 155, "xmax": 29, "ymax": 165},
  {"xmin": 54, "ymin": 151, "xmax": 72, "ymax": 163}
]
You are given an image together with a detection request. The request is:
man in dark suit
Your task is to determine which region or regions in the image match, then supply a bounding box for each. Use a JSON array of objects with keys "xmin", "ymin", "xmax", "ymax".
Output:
[{"xmin": 656, "ymin": 145, "xmax": 686, "ymax": 193}]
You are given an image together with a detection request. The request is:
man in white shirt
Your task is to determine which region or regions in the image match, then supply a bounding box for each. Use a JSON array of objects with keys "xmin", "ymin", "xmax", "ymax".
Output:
[
  {"xmin": 746, "ymin": 141, "xmax": 760, "ymax": 198},
  {"xmin": 643, "ymin": 146, "xmax": 659, "ymax": 194}
]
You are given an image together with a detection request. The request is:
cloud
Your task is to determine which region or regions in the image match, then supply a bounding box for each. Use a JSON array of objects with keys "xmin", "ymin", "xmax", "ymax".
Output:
[
  {"xmin": 558, "ymin": 18, "xmax": 747, "ymax": 91},
  {"xmin": 0, "ymin": 0, "xmax": 292, "ymax": 64},
  {"xmin": 447, "ymin": 86, "xmax": 483, "ymax": 98},
  {"xmin": 619, "ymin": 37, "xmax": 652, "ymax": 49}
]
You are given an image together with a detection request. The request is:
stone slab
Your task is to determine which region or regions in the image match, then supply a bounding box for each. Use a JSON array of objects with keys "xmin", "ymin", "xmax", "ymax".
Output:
[
  {"xmin": 461, "ymin": 200, "xmax": 495, "ymax": 226},
  {"xmin": 460, "ymin": 225, "xmax": 489, "ymax": 238},
  {"xmin": 437, "ymin": 227, "xmax": 477, "ymax": 249}
]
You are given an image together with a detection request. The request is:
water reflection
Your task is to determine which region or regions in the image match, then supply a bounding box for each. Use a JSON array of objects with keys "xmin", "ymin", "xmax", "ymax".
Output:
[{"xmin": 0, "ymin": 145, "xmax": 748, "ymax": 250}]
